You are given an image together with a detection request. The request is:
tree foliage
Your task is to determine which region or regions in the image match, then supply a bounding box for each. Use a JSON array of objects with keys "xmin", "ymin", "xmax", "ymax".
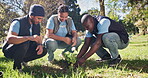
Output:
[
  {"xmin": 125, "ymin": 0, "xmax": 148, "ymax": 35},
  {"xmin": 87, "ymin": 8, "xmax": 100, "ymax": 16},
  {"xmin": 0, "ymin": 2, "xmax": 20, "ymax": 40},
  {"xmin": 0, "ymin": 0, "xmax": 83, "ymax": 38},
  {"xmin": 106, "ymin": 0, "xmax": 147, "ymax": 35},
  {"xmin": 0, "ymin": 0, "xmax": 64, "ymax": 39},
  {"xmin": 1, "ymin": 0, "xmax": 147, "ymax": 41},
  {"xmin": 98, "ymin": 0, "xmax": 105, "ymax": 16},
  {"xmin": 64, "ymin": 0, "xmax": 84, "ymax": 31}
]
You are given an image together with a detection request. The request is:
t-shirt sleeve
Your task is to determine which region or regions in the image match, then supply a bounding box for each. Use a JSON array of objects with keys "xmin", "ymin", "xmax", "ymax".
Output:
[
  {"xmin": 46, "ymin": 15, "xmax": 54, "ymax": 29},
  {"xmin": 9, "ymin": 20, "xmax": 20, "ymax": 34},
  {"xmin": 97, "ymin": 18, "xmax": 110, "ymax": 34},
  {"xmin": 85, "ymin": 30, "xmax": 93, "ymax": 37},
  {"xmin": 71, "ymin": 20, "xmax": 76, "ymax": 31}
]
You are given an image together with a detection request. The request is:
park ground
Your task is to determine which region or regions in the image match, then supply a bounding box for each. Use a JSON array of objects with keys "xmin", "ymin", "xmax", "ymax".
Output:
[{"xmin": 0, "ymin": 34, "xmax": 148, "ymax": 78}]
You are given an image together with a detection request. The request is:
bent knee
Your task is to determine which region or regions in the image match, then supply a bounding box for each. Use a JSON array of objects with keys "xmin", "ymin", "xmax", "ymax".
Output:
[
  {"xmin": 102, "ymin": 33, "xmax": 119, "ymax": 42},
  {"xmin": 77, "ymin": 38, "xmax": 82, "ymax": 46},
  {"xmin": 46, "ymin": 39, "xmax": 57, "ymax": 45},
  {"xmin": 45, "ymin": 38, "xmax": 58, "ymax": 50}
]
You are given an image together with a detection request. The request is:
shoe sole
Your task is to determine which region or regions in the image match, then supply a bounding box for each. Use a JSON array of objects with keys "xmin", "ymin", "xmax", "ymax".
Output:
[
  {"xmin": 109, "ymin": 59, "xmax": 122, "ymax": 67},
  {"xmin": 96, "ymin": 59, "xmax": 110, "ymax": 62}
]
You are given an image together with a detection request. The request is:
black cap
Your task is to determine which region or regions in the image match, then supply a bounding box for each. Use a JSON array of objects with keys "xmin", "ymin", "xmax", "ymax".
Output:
[{"xmin": 29, "ymin": 4, "xmax": 45, "ymax": 17}]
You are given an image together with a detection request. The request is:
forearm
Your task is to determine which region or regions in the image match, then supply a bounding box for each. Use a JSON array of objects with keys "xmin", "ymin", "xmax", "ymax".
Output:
[
  {"xmin": 72, "ymin": 31, "xmax": 78, "ymax": 39},
  {"xmin": 36, "ymin": 36, "xmax": 42, "ymax": 44},
  {"xmin": 77, "ymin": 44, "xmax": 89, "ymax": 59},
  {"xmin": 7, "ymin": 35, "xmax": 30, "ymax": 44},
  {"xmin": 82, "ymin": 34, "xmax": 104, "ymax": 60},
  {"xmin": 83, "ymin": 43, "xmax": 101, "ymax": 60},
  {"xmin": 48, "ymin": 34, "xmax": 66, "ymax": 41}
]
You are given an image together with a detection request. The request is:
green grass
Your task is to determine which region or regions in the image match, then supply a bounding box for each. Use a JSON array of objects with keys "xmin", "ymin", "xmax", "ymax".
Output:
[{"xmin": 0, "ymin": 34, "xmax": 148, "ymax": 78}]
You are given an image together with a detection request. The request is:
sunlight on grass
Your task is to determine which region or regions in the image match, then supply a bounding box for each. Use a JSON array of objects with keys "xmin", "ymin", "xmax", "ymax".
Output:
[{"xmin": 0, "ymin": 34, "xmax": 148, "ymax": 78}]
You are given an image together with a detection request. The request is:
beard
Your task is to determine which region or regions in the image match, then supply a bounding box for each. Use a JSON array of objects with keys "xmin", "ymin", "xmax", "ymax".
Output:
[
  {"xmin": 30, "ymin": 18, "xmax": 35, "ymax": 24},
  {"xmin": 30, "ymin": 18, "xmax": 39, "ymax": 25}
]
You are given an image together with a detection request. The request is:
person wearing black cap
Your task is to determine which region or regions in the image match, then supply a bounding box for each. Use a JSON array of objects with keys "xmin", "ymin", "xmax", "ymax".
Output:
[{"xmin": 2, "ymin": 4, "xmax": 47, "ymax": 72}]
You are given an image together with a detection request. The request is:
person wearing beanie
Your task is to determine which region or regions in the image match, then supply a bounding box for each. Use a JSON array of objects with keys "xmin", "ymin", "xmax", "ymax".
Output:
[
  {"xmin": 2, "ymin": 4, "xmax": 47, "ymax": 72},
  {"xmin": 43, "ymin": 4, "xmax": 81, "ymax": 63}
]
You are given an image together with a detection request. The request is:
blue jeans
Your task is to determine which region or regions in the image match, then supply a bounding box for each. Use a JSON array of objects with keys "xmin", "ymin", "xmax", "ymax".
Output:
[
  {"xmin": 95, "ymin": 32, "xmax": 129, "ymax": 59},
  {"xmin": 44, "ymin": 37, "xmax": 82, "ymax": 61}
]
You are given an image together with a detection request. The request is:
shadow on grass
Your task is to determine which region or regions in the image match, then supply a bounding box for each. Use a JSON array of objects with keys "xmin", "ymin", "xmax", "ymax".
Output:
[
  {"xmin": 0, "ymin": 57, "xmax": 12, "ymax": 71},
  {"xmin": 129, "ymin": 43, "xmax": 148, "ymax": 46},
  {"xmin": 0, "ymin": 57, "xmax": 13, "ymax": 63},
  {"xmin": 23, "ymin": 65, "xmax": 65, "ymax": 78},
  {"xmin": 121, "ymin": 59, "xmax": 148, "ymax": 73},
  {"xmin": 0, "ymin": 66, "xmax": 7, "ymax": 70},
  {"xmin": 52, "ymin": 59, "xmax": 70, "ymax": 68},
  {"xmin": 79, "ymin": 59, "xmax": 148, "ymax": 73},
  {"xmin": 22, "ymin": 58, "xmax": 148, "ymax": 77},
  {"xmin": 23, "ymin": 61, "xmax": 77, "ymax": 78}
]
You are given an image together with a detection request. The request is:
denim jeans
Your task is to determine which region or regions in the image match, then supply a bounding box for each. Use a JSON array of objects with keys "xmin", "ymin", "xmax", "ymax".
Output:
[
  {"xmin": 44, "ymin": 37, "xmax": 82, "ymax": 61},
  {"xmin": 95, "ymin": 32, "xmax": 129, "ymax": 59}
]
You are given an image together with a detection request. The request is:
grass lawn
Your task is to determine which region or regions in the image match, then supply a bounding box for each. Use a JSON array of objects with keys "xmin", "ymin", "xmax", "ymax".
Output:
[{"xmin": 0, "ymin": 34, "xmax": 148, "ymax": 78}]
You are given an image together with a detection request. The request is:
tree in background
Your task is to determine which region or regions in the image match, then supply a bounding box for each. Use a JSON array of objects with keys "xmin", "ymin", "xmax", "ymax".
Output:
[
  {"xmin": 105, "ymin": 0, "xmax": 135, "ymax": 34},
  {"xmin": 23, "ymin": 0, "xmax": 64, "ymax": 35},
  {"xmin": 1, "ymin": 0, "xmax": 147, "ymax": 41},
  {"xmin": 1, "ymin": 0, "xmax": 64, "ymax": 17},
  {"xmin": 98, "ymin": 0, "xmax": 105, "ymax": 16},
  {"xmin": 111, "ymin": 0, "xmax": 148, "ymax": 35},
  {"xmin": 64, "ymin": 0, "xmax": 84, "ymax": 31},
  {"xmin": 87, "ymin": 8, "xmax": 100, "ymax": 16},
  {"xmin": 106, "ymin": 0, "xmax": 122, "ymax": 21},
  {"xmin": 0, "ymin": 0, "xmax": 64, "ymax": 39},
  {"xmin": 0, "ymin": 2, "xmax": 20, "ymax": 41},
  {"xmin": 123, "ymin": 0, "xmax": 148, "ymax": 35},
  {"xmin": 128, "ymin": 0, "xmax": 148, "ymax": 35}
]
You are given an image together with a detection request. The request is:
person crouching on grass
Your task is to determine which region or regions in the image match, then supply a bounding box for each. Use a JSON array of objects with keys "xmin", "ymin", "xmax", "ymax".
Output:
[
  {"xmin": 43, "ymin": 4, "xmax": 81, "ymax": 63},
  {"xmin": 74, "ymin": 14, "xmax": 129, "ymax": 67},
  {"xmin": 2, "ymin": 4, "xmax": 47, "ymax": 72}
]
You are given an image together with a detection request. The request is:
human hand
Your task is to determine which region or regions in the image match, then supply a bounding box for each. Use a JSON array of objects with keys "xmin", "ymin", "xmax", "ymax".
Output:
[
  {"xmin": 36, "ymin": 45, "xmax": 43, "ymax": 55},
  {"xmin": 27, "ymin": 35, "xmax": 41, "ymax": 43},
  {"xmin": 33, "ymin": 35, "xmax": 41, "ymax": 43},
  {"xmin": 71, "ymin": 37, "xmax": 77, "ymax": 46},
  {"xmin": 78, "ymin": 57, "xmax": 86, "ymax": 66},
  {"xmin": 64, "ymin": 37, "xmax": 72, "ymax": 45},
  {"xmin": 74, "ymin": 57, "xmax": 86, "ymax": 68}
]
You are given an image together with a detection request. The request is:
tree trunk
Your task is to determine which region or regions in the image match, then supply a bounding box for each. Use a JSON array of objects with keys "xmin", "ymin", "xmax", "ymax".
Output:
[{"xmin": 99, "ymin": 0, "xmax": 105, "ymax": 16}]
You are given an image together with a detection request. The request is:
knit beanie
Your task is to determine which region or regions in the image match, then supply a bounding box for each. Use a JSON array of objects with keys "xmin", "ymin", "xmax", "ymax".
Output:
[{"xmin": 29, "ymin": 4, "xmax": 45, "ymax": 17}]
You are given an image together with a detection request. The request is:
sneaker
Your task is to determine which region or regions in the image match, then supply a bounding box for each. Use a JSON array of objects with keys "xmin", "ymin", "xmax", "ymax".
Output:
[
  {"xmin": 18, "ymin": 69, "xmax": 23, "ymax": 73},
  {"xmin": 0, "ymin": 71, "xmax": 3, "ymax": 77},
  {"xmin": 22, "ymin": 62, "xmax": 28, "ymax": 67},
  {"xmin": 108, "ymin": 55, "xmax": 122, "ymax": 67},
  {"xmin": 96, "ymin": 55, "xmax": 111, "ymax": 62}
]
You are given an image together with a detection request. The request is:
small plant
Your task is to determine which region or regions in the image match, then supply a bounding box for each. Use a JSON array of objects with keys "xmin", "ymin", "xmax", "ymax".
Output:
[{"xmin": 62, "ymin": 52, "xmax": 77, "ymax": 66}]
